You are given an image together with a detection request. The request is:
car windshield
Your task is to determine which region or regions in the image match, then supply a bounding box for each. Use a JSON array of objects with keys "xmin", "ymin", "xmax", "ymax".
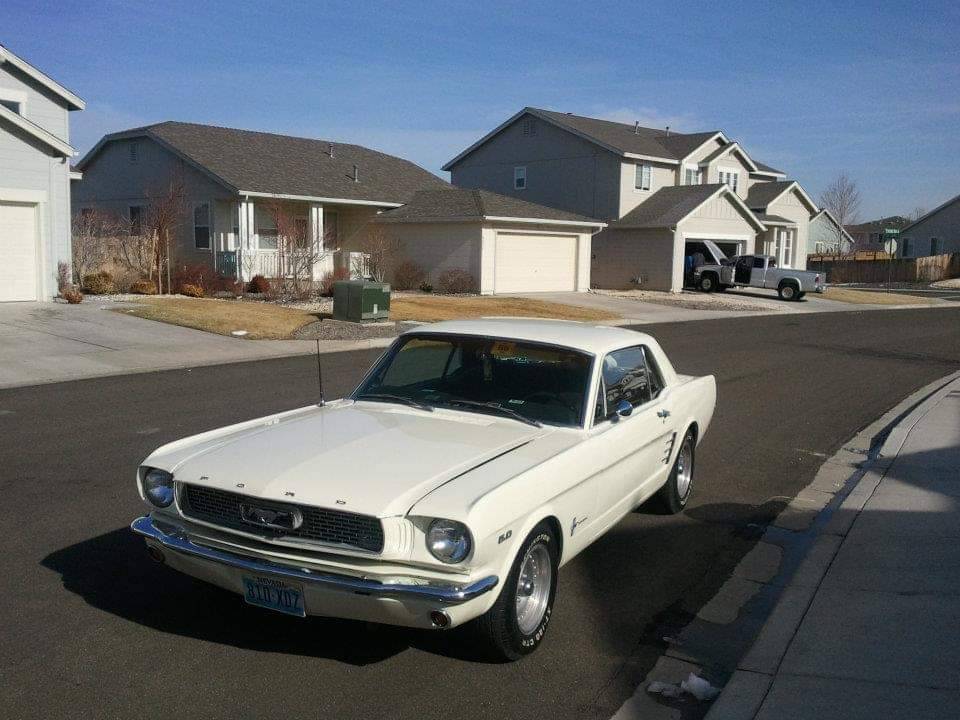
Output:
[{"xmin": 354, "ymin": 334, "xmax": 593, "ymax": 427}]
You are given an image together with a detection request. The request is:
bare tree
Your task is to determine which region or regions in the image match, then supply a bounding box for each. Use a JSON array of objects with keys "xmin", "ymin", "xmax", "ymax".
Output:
[
  {"xmin": 71, "ymin": 209, "xmax": 125, "ymax": 283},
  {"xmin": 145, "ymin": 173, "xmax": 186, "ymax": 294},
  {"xmin": 265, "ymin": 201, "xmax": 336, "ymax": 298},
  {"xmin": 820, "ymin": 173, "xmax": 861, "ymax": 253},
  {"xmin": 354, "ymin": 224, "xmax": 393, "ymax": 282},
  {"xmin": 911, "ymin": 206, "xmax": 927, "ymax": 221}
]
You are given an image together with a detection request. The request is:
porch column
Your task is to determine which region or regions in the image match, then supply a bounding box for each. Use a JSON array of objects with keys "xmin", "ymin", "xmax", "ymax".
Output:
[
  {"xmin": 237, "ymin": 198, "xmax": 255, "ymax": 281},
  {"xmin": 308, "ymin": 202, "xmax": 332, "ymax": 280}
]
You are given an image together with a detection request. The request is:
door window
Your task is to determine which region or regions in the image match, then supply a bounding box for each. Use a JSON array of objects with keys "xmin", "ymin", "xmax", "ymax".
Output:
[{"xmin": 596, "ymin": 345, "xmax": 663, "ymax": 422}]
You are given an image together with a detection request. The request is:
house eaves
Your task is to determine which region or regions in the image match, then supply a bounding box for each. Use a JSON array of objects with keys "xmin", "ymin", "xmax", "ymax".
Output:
[
  {"xmin": 677, "ymin": 131, "xmax": 729, "ymax": 166},
  {"xmin": 238, "ymin": 190, "xmax": 403, "ymax": 208},
  {"xmin": 678, "ymin": 185, "xmax": 766, "ymax": 233},
  {"xmin": 0, "ymin": 103, "xmax": 74, "ymax": 157},
  {"xmin": 812, "ymin": 209, "xmax": 854, "ymax": 243},
  {"xmin": 696, "ymin": 141, "xmax": 760, "ymax": 172},
  {"xmin": 748, "ymin": 180, "xmax": 818, "ymax": 216},
  {"xmin": 0, "ymin": 44, "xmax": 85, "ymax": 110}
]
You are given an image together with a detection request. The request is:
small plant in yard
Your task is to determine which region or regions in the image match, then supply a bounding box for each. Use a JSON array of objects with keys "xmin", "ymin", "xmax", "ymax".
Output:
[
  {"xmin": 437, "ymin": 268, "xmax": 475, "ymax": 294},
  {"xmin": 180, "ymin": 283, "xmax": 205, "ymax": 298},
  {"xmin": 61, "ymin": 287, "xmax": 83, "ymax": 304},
  {"xmin": 82, "ymin": 271, "xmax": 116, "ymax": 295},
  {"xmin": 419, "ymin": 282, "xmax": 434, "ymax": 293},
  {"xmin": 247, "ymin": 274, "xmax": 272, "ymax": 294},
  {"xmin": 392, "ymin": 260, "xmax": 426, "ymax": 290},
  {"xmin": 319, "ymin": 267, "xmax": 351, "ymax": 296},
  {"xmin": 129, "ymin": 279, "xmax": 157, "ymax": 295}
]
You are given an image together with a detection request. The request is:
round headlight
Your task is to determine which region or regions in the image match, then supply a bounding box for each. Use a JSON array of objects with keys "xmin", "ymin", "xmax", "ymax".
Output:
[
  {"xmin": 426, "ymin": 519, "xmax": 472, "ymax": 564},
  {"xmin": 142, "ymin": 468, "xmax": 174, "ymax": 508}
]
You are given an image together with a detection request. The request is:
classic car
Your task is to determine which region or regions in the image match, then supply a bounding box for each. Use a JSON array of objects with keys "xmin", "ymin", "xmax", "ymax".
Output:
[
  {"xmin": 132, "ymin": 319, "xmax": 716, "ymax": 660},
  {"xmin": 696, "ymin": 254, "xmax": 826, "ymax": 300}
]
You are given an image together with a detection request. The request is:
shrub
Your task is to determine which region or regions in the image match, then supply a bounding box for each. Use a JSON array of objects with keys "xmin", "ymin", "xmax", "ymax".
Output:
[
  {"xmin": 82, "ymin": 271, "xmax": 115, "ymax": 295},
  {"xmin": 180, "ymin": 283, "xmax": 205, "ymax": 298},
  {"xmin": 62, "ymin": 287, "xmax": 83, "ymax": 304},
  {"xmin": 173, "ymin": 262, "xmax": 233, "ymax": 295},
  {"xmin": 391, "ymin": 260, "xmax": 426, "ymax": 291},
  {"xmin": 129, "ymin": 279, "xmax": 157, "ymax": 295},
  {"xmin": 419, "ymin": 282, "xmax": 433, "ymax": 293},
  {"xmin": 247, "ymin": 274, "xmax": 272, "ymax": 294},
  {"xmin": 437, "ymin": 268, "xmax": 475, "ymax": 294},
  {"xmin": 319, "ymin": 267, "xmax": 352, "ymax": 297},
  {"xmin": 57, "ymin": 261, "xmax": 72, "ymax": 290}
]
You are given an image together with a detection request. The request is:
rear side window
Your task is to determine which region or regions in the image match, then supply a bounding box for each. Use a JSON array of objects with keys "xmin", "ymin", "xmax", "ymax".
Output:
[{"xmin": 753, "ymin": 256, "xmax": 766, "ymax": 268}]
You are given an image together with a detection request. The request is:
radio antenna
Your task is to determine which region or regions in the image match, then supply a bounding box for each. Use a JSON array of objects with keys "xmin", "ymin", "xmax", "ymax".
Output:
[{"xmin": 316, "ymin": 339, "xmax": 325, "ymax": 406}]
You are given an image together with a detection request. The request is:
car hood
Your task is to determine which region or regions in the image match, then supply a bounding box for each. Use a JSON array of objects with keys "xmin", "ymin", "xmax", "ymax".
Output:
[{"xmin": 144, "ymin": 400, "xmax": 548, "ymax": 518}]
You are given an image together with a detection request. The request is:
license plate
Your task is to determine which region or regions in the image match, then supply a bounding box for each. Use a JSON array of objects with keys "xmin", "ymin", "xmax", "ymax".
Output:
[{"xmin": 242, "ymin": 575, "xmax": 305, "ymax": 617}]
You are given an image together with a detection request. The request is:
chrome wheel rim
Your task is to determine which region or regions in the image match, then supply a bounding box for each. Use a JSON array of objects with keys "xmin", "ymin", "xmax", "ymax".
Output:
[
  {"xmin": 783, "ymin": 286, "xmax": 794, "ymax": 299},
  {"xmin": 676, "ymin": 439, "xmax": 693, "ymax": 500},
  {"xmin": 515, "ymin": 544, "xmax": 552, "ymax": 635}
]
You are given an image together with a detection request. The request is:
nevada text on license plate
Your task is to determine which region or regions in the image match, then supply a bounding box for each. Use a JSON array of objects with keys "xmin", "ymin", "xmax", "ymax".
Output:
[{"xmin": 242, "ymin": 575, "xmax": 305, "ymax": 617}]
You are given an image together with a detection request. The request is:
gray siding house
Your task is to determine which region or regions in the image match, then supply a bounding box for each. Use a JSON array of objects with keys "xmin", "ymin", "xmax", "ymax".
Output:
[
  {"xmin": 444, "ymin": 107, "xmax": 820, "ymax": 291},
  {"xmin": 808, "ymin": 209, "xmax": 853, "ymax": 254},
  {"xmin": 0, "ymin": 44, "xmax": 84, "ymax": 301},
  {"xmin": 900, "ymin": 193, "xmax": 960, "ymax": 257},
  {"xmin": 72, "ymin": 122, "xmax": 451, "ymax": 282}
]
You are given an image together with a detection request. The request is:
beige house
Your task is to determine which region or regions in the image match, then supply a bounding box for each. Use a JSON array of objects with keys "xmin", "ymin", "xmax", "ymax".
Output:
[
  {"xmin": 900, "ymin": 193, "xmax": 960, "ymax": 257},
  {"xmin": 444, "ymin": 107, "xmax": 820, "ymax": 291}
]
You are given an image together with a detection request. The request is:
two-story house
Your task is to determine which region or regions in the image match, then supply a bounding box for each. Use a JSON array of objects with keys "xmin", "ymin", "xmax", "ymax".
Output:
[
  {"xmin": 0, "ymin": 44, "xmax": 84, "ymax": 302},
  {"xmin": 444, "ymin": 107, "xmax": 819, "ymax": 292}
]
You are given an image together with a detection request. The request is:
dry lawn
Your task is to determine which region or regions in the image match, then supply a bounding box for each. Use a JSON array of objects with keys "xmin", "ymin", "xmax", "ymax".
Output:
[
  {"xmin": 118, "ymin": 298, "xmax": 318, "ymax": 340},
  {"xmin": 821, "ymin": 288, "xmax": 935, "ymax": 305},
  {"xmin": 118, "ymin": 295, "xmax": 618, "ymax": 339},
  {"xmin": 390, "ymin": 295, "xmax": 618, "ymax": 322}
]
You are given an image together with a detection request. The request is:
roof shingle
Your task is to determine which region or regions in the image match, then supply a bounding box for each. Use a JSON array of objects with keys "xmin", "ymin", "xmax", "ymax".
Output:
[
  {"xmin": 610, "ymin": 185, "xmax": 726, "ymax": 229},
  {"xmin": 745, "ymin": 180, "xmax": 797, "ymax": 210}
]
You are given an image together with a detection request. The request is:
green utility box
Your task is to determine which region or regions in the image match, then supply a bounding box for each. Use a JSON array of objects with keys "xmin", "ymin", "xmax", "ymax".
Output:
[{"xmin": 332, "ymin": 280, "xmax": 391, "ymax": 322}]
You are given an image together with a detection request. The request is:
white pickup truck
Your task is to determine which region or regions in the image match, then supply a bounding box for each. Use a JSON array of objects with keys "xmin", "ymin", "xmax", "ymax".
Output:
[{"xmin": 696, "ymin": 254, "xmax": 826, "ymax": 301}]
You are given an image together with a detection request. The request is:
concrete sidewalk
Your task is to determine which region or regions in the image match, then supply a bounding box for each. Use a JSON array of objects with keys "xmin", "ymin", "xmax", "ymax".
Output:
[{"xmin": 708, "ymin": 371, "xmax": 960, "ymax": 719}]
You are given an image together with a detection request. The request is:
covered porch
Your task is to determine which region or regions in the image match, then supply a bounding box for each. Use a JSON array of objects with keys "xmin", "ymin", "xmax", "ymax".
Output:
[
  {"xmin": 210, "ymin": 195, "xmax": 389, "ymax": 282},
  {"xmin": 757, "ymin": 215, "xmax": 799, "ymax": 269}
]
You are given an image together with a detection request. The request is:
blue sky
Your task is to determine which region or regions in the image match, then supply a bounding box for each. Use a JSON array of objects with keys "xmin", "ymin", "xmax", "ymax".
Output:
[{"xmin": 4, "ymin": 0, "xmax": 958, "ymax": 219}]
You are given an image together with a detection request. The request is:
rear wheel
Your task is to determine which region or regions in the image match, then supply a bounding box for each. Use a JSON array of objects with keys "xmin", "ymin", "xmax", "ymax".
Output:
[
  {"xmin": 778, "ymin": 282, "xmax": 799, "ymax": 301},
  {"xmin": 699, "ymin": 273, "xmax": 718, "ymax": 293},
  {"xmin": 476, "ymin": 522, "xmax": 558, "ymax": 661},
  {"xmin": 657, "ymin": 429, "xmax": 696, "ymax": 514}
]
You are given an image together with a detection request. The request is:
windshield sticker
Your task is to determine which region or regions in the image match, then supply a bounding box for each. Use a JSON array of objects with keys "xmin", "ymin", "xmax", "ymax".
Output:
[{"xmin": 490, "ymin": 341, "xmax": 517, "ymax": 358}]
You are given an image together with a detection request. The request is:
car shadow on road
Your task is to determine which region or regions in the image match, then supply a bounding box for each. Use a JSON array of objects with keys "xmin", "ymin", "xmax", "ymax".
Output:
[{"xmin": 41, "ymin": 527, "xmax": 470, "ymax": 666}]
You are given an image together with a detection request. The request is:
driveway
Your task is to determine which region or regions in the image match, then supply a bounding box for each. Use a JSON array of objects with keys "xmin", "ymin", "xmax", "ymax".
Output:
[{"xmin": 0, "ymin": 300, "xmax": 387, "ymax": 389}]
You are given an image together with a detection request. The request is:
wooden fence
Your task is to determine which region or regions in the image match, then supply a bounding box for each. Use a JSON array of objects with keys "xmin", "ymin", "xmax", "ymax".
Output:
[{"xmin": 806, "ymin": 253, "xmax": 960, "ymax": 284}]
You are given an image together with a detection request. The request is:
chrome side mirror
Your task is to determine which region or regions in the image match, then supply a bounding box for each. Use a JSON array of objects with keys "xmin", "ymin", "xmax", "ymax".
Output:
[{"xmin": 615, "ymin": 399, "xmax": 633, "ymax": 417}]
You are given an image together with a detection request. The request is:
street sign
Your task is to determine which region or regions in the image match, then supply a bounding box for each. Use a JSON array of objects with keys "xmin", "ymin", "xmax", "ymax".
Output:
[
  {"xmin": 884, "ymin": 238, "xmax": 898, "ymax": 256},
  {"xmin": 883, "ymin": 228, "xmax": 900, "ymax": 237}
]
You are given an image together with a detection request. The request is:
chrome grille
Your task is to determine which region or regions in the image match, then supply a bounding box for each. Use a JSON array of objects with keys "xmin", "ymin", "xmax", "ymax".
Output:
[{"xmin": 180, "ymin": 484, "xmax": 384, "ymax": 553}]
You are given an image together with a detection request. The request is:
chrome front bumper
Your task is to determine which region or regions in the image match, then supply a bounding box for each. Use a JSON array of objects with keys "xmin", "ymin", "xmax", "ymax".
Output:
[{"xmin": 131, "ymin": 515, "xmax": 498, "ymax": 605}]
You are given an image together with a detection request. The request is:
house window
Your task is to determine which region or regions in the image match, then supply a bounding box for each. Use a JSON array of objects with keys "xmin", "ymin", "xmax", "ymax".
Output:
[
  {"xmin": 684, "ymin": 166, "xmax": 702, "ymax": 185},
  {"xmin": 323, "ymin": 210, "xmax": 339, "ymax": 249},
  {"xmin": 635, "ymin": 163, "xmax": 651, "ymax": 191},
  {"xmin": 777, "ymin": 228, "xmax": 793, "ymax": 268},
  {"xmin": 0, "ymin": 99, "xmax": 21, "ymax": 114},
  {"xmin": 522, "ymin": 118, "xmax": 537, "ymax": 136},
  {"xmin": 129, "ymin": 142, "xmax": 140, "ymax": 163},
  {"xmin": 128, "ymin": 206, "xmax": 143, "ymax": 236},
  {"xmin": 193, "ymin": 203, "xmax": 211, "ymax": 250},
  {"xmin": 931, "ymin": 237, "xmax": 941, "ymax": 255},
  {"xmin": 902, "ymin": 237, "xmax": 911, "ymax": 256},
  {"xmin": 514, "ymin": 166, "xmax": 526, "ymax": 190},
  {"xmin": 719, "ymin": 169, "xmax": 739, "ymax": 192}
]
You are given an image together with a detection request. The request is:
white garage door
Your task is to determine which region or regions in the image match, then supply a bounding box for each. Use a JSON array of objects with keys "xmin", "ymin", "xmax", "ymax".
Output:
[
  {"xmin": 0, "ymin": 202, "xmax": 39, "ymax": 302},
  {"xmin": 494, "ymin": 232, "xmax": 577, "ymax": 293}
]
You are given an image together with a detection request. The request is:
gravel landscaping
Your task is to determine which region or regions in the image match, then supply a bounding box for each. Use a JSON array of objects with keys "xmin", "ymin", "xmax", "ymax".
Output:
[{"xmin": 591, "ymin": 288, "xmax": 784, "ymax": 312}]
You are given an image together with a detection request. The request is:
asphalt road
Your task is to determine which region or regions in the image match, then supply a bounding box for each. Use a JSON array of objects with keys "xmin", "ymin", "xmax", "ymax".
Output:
[{"xmin": 3, "ymin": 307, "xmax": 960, "ymax": 720}]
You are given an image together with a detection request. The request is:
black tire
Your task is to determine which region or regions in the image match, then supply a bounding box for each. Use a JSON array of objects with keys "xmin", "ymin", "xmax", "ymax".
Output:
[
  {"xmin": 778, "ymin": 282, "xmax": 799, "ymax": 301},
  {"xmin": 657, "ymin": 429, "xmax": 696, "ymax": 514},
  {"xmin": 797, "ymin": 291, "xmax": 806, "ymax": 299},
  {"xmin": 476, "ymin": 521, "xmax": 558, "ymax": 661},
  {"xmin": 699, "ymin": 273, "xmax": 718, "ymax": 293}
]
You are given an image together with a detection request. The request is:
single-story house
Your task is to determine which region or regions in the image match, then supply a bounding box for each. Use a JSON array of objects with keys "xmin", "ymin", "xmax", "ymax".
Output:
[
  {"xmin": 375, "ymin": 187, "xmax": 605, "ymax": 293},
  {"xmin": 590, "ymin": 184, "xmax": 765, "ymax": 291},
  {"xmin": 808, "ymin": 209, "xmax": 854, "ymax": 254},
  {"xmin": 900, "ymin": 193, "xmax": 960, "ymax": 257},
  {"xmin": 72, "ymin": 121, "xmax": 450, "ymax": 282},
  {"xmin": 0, "ymin": 43, "xmax": 84, "ymax": 301}
]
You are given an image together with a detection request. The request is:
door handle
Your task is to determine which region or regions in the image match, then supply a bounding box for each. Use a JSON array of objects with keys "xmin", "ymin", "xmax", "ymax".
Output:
[{"xmin": 657, "ymin": 409, "xmax": 671, "ymax": 418}]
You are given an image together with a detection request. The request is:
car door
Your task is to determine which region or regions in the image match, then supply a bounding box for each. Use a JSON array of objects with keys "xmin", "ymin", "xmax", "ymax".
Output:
[
  {"xmin": 750, "ymin": 255, "xmax": 768, "ymax": 286},
  {"xmin": 586, "ymin": 345, "xmax": 678, "ymax": 535}
]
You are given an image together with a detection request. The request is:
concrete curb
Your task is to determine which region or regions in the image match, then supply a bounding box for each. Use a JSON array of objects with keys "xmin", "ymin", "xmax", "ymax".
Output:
[{"xmin": 702, "ymin": 368, "xmax": 960, "ymax": 720}]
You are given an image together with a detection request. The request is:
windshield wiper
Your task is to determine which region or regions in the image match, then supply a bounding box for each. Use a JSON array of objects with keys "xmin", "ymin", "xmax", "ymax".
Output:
[
  {"xmin": 441, "ymin": 398, "xmax": 542, "ymax": 428},
  {"xmin": 355, "ymin": 393, "xmax": 433, "ymax": 412}
]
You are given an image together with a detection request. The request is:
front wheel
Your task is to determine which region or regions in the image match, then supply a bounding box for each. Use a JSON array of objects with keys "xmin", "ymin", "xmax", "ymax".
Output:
[
  {"xmin": 699, "ymin": 274, "xmax": 717, "ymax": 293},
  {"xmin": 657, "ymin": 429, "xmax": 695, "ymax": 513},
  {"xmin": 476, "ymin": 522, "xmax": 558, "ymax": 661}
]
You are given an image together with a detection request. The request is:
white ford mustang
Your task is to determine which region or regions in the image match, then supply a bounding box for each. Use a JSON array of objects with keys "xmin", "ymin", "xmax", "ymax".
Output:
[{"xmin": 132, "ymin": 318, "xmax": 716, "ymax": 659}]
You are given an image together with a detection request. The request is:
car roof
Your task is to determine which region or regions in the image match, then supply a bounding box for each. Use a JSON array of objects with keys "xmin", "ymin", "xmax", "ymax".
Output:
[{"xmin": 402, "ymin": 318, "xmax": 655, "ymax": 355}]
